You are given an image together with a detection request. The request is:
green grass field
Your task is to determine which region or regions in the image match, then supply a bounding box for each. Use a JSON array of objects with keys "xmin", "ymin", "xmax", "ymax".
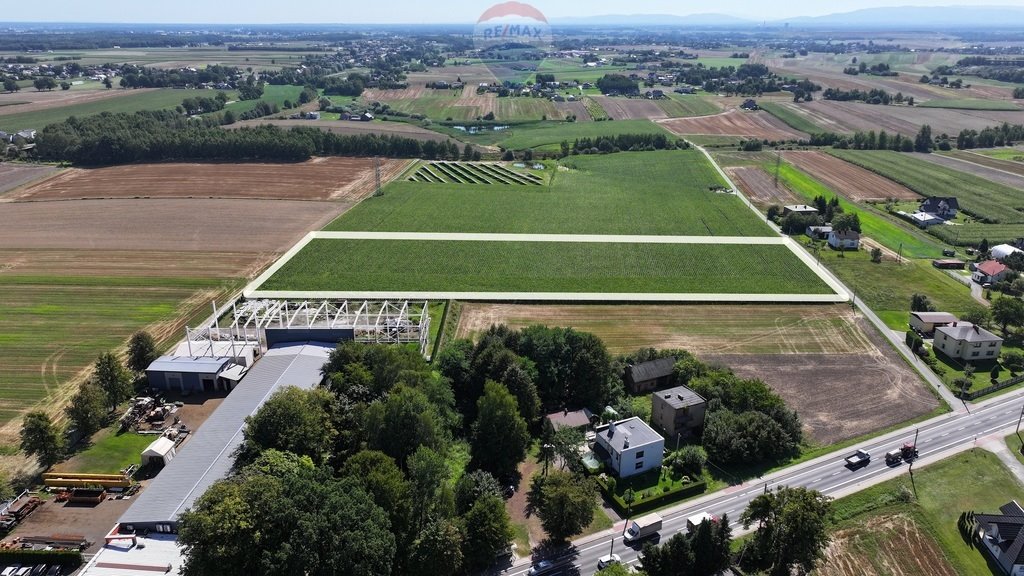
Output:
[
  {"xmin": 927, "ymin": 223, "xmax": 1024, "ymax": 246},
  {"xmin": 0, "ymin": 271, "xmax": 238, "ymax": 426},
  {"xmin": 972, "ymin": 148, "xmax": 1024, "ymax": 162},
  {"xmin": 830, "ymin": 449, "xmax": 1022, "ymax": 575},
  {"xmin": 55, "ymin": 428, "xmax": 156, "ymax": 474},
  {"xmin": 225, "ymin": 84, "xmax": 303, "ymax": 114},
  {"xmin": 775, "ymin": 162, "xmax": 946, "ymax": 258},
  {"xmin": 918, "ymin": 98, "xmax": 1022, "ymax": 111},
  {"xmin": 828, "ymin": 150, "xmax": 1024, "ymax": 225},
  {"xmin": 759, "ymin": 101, "xmax": 832, "ymax": 134},
  {"xmin": 815, "ymin": 248, "xmax": 978, "ymax": 330},
  {"xmin": 261, "ymin": 239, "xmax": 832, "ymax": 295},
  {"xmin": 656, "ymin": 94, "xmax": 720, "ymax": 118},
  {"xmin": 0, "ymin": 89, "xmax": 193, "ymax": 131},
  {"xmin": 328, "ymin": 151, "xmax": 773, "ymax": 236},
  {"xmin": 494, "ymin": 119, "xmax": 673, "ymax": 151}
]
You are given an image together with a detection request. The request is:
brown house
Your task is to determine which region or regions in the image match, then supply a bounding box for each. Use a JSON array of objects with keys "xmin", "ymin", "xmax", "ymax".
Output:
[{"xmin": 624, "ymin": 357, "xmax": 676, "ymax": 393}]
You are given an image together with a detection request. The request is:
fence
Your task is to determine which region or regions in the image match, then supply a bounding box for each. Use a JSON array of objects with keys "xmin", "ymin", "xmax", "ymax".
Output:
[{"xmin": 958, "ymin": 374, "xmax": 1024, "ymax": 401}]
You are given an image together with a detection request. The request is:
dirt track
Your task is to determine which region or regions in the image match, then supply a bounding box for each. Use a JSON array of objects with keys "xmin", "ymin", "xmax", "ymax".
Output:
[
  {"xmin": 593, "ymin": 96, "xmax": 667, "ymax": 120},
  {"xmin": 726, "ymin": 166, "xmax": 799, "ymax": 206},
  {"xmin": 660, "ymin": 109, "xmax": 806, "ymax": 140},
  {"xmin": 784, "ymin": 151, "xmax": 921, "ymax": 201},
  {"xmin": 11, "ymin": 158, "xmax": 409, "ymax": 202}
]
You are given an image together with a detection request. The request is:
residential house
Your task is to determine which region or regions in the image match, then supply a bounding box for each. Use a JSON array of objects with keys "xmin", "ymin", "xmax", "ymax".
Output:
[
  {"xmin": 827, "ymin": 230, "xmax": 860, "ymax": 250},
  {"xmin": 651, "ymin": 386, "xmax": 707, "ymax": 441},
  {"xmin": 933, "ymin": 322, "xmax": 1003, "ymax": 361},
  {"xmin": 740, "ymin": 99, "xmax": 759, "ymax": 110},
  {"xmin": 806, "ymin": 225, "xmax": 832, "ymax": 240},
  {"xmin": 919, "ymin": 197, "xmax": 959, "ymax": 220},
  {"xmin": 992, "ymin": 244, "xmax": 1024, "ymax": 261},
  {"xmin": 973, "ymin": 260, "xmax": 1010, "ymax": 285},
  {"xmin": 359, "ymin": 112, "xmax": 374, "ymax": 122},
  {"xmin": 906, "ymin": 211, "xmax": 944, "ymax": 228},
  {"xmin": 624, "ymin": 356, "xmax": 676, "ymax": 393},
  {"xmin": 783, "ymin": 204, "xmax": 819, "ymax": 216},
  {"xmin": 593, "ymin": 417, "xmax": 664, "ymax": 478},
  {"xmin": 544, "ymin": 408, "xmax": 593, "ymax": 432},
  {"xmin": 909, "ymin": 311, "xmax": 957, "ymax": 335},
  {"xmin": 974, "ymin": 500, "xmax": 1024, "ymax": 576}
]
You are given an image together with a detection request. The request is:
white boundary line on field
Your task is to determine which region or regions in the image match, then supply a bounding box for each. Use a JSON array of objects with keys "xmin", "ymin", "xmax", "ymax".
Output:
[{"xmin": 243, "ymin": 231, "xmax": 849, "ymax": 303}]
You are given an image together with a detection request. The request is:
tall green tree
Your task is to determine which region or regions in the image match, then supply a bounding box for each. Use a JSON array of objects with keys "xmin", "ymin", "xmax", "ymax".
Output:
[
  {"xmin": 914, "ymin": 124, "xmax": 934, "ymax": 152},
  {"xmin": 642, "ymin": 532, "xmax": 695, "ymax": 576},
  {"xmin": 65, "ymin": 382, "xmax": 108, "ymax": 437},
  {"xmin": 408, "ymin": 446, "xmax": 450, "ymax": 528},
  {"xmin": 741, "ymin": 486, "xmax": 832, "ymax": 576},
  {"xmin": 471, "ymin": 382, "xmax": 530, "ymax": 479},
  {"xmin": 94, "ymin": 351, "xmax": 132, "ymax": 412},
  {"xmin": 342, "ymin": 450, "xmax": 413, "ymax": 571},
  {"xmin": 237, "ymin": 386, "xmax": 337, "ymax": 467},
  {"xmin": 500, "ymin": 363, "xmax": 541, "ymax": 425},
  {"xmin": 992, "ymin": 297, "xmax": 1024, "ymax": 336},
  {"xmin": 409, "ymin": 518, "xmax": 464, "ymax": 576},
  {"xmin": 126, "ymin": 331, "xmax": 159, "ymax": 373},
  {"xmin": 19, "ymin": 411, "xmax": 64, "ymax": 468},
  {"xmin": 460, "ymin": 495, "xmax": 512, "ymax": 573},
  {"xmin": 3, "ymin": 79, "xmax": 18, "ymax": 93},
  {"xmin": 364, "ymin": 384, "xmax": 446, "ymax": 469},
  {"xmin": 527, "ymin": 471, "xmax": 595, "ymax": 541},
  {"xmin": 454, "ymin": 469, "xmax": 503, "ymax": 515}
]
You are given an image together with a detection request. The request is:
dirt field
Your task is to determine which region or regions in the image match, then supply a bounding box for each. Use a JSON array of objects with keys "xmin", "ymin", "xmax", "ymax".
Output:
[
  {"xmin": 783, "ymin": 151, "xmax": 921, "ymax": 201},
  {"xmin": 455, "ymin": 303, "xmax": 937, "ymax": 444},
  {"xmin": 660, "ymin": 109, "xmax": 807, "ymax": 140},
  {"xmin": 911, "ymin": 152, "xmax": 1024, "ymax": 190},
  {"xmin": 820, "ymin": 513, "xmax": 957, "ymax": 576},
  {"xmin": 726, "ymin": 166, "xmax": 799, "ymax": 206},
  {"xmin": 593, "ymin": 96, "xmax": 667, "ymax": 120},
  {"xmin": 0, "ymin": 87, "xmax": 156, "ymax": 116},
  {"xmin": 454, "ymin": 85, "xmax": 498, "ymax": 118},
  {"xmin": 0, "ymin": 198, "xmax": 341, "ymax": 252},
  {"xmin": 0, "ymin": 163, "xmax": 61, "ymax": 197},
  {"xmin": 797, "ymin": 100, "xmax": 1024, "ymax": 136},
  {"xmin": 231, "ymin": 118, "xmax": 457, "ymax": 144},
  {"xmin": 10, "ymin": 157, "xmax": 410, "ymax": 202},
  {"xmin": 704, "ymin": 316, "xmax": 938, "ymax": 445},
  {"xmin": 553, "ymin": 100, "xmax": 591, "ymax": 121}
]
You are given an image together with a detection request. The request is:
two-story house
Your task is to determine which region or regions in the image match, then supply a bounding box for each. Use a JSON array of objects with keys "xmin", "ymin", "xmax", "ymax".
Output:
[
  {"xmin": 651, "ymin": 386, "xmax": 707, "ymax": 441},
  {"xmin": 933, "ymin": 322, "xmax": 1003, "ymax": 361},
  {"xmin": 594, "ymin": 417, "xmax": 664, "ymax": 478}
]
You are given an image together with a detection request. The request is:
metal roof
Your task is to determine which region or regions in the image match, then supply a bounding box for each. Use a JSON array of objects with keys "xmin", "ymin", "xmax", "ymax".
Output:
[
  {"xmin": 626, "ymin": 357, "xmax": 676, "ymax": 384},
  {"xmin": 936, "ymin": 322, "xmax": 1002, "ymax": 343},
  {"xmin": 119, "ymin": 342, "xmax": 333, "ymax": 527},
  {"xmin": 596, "ymin": 417, "xmax": 663, "ymax": 453},
  {"xmin": 545, "ymin": 409, "xmax": 592, "ymax": 430},
  {"xmin": 146, "ymin": 355, "xmax": 234, "ymax": 374},
  {"xmin": 909, "ymin": 312, "xmax": 957, "ymax": 324},
  {"xmin": 653, "ymin": 386, "xmax": 706, "ymax": 409}
]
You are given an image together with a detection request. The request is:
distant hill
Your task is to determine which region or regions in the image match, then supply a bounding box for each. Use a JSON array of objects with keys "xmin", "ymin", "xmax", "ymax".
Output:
[
  {"xmin": 780, "ymin": 5, "xmax": 1024, "ymax": 28},
  {"xmin": 551, "ymin": 13, "xmax": 752, "ymax": 27}
]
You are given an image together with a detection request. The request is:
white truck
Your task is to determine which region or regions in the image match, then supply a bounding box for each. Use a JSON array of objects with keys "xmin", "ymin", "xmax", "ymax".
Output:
[
  {"xmin": 687, "ymin": 512, "xmax": 716, "ymax": 533},
  {"xmin": 623, "ymin": 512, "xmax": 663, "ymax": 543}
]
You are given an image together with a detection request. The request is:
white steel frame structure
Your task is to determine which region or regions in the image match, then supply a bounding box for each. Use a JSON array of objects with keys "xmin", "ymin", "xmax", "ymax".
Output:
[{"xmin": 188, "ymin": 299, "xmax": 431, "ymax": 356}]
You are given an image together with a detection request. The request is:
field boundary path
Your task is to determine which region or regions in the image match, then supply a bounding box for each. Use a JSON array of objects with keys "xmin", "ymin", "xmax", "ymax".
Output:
[{"xmin": 243, "ymin": 231, "xmax": 848, "ymax": 303}]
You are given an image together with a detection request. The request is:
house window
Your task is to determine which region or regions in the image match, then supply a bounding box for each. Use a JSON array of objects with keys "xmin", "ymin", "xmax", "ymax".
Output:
[
  {"xmin": 989, "ymin": 342, "xmax": 997, "ymax": 347},
  {"xmin": 971, "ymin": 352, "xmax": 979, "ymax": 357},
  {"xmin": 973, "ymin": 343, "xmax": 981, "ymax": 348},
  {"xmin": 635, "ymin": 462, "xmax": 644, "ymax": 470},
  {"xmin": 636, "ymin": 450, "xmax": 645, "ymax": 459}
]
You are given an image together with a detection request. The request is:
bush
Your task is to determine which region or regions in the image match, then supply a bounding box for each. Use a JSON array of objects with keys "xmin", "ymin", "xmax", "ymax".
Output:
[{"xmin": 597, "ymin": 475, "xmax": 706, "ymax": 515}]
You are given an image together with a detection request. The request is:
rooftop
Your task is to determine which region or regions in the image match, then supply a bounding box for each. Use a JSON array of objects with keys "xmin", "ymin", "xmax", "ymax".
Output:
[
  {"xmin": 784, "ymin": 204, "xmax": 818, "ymax": 212},
  {"xmin": 81, "ymin": 534, "xmax": 183, "ymax": 576},
  {"xmin": 119, "ymin": 342, "xmax": 333, "ymax": 527},
  {"xmin": 831, "ymin": 230, "xmax": 860, "ymax": 240},
  {"xmin": 910, "ymin": 311, "xmax": 957, "ymax": 323},
  {"xmin": 654, "ymin": 386, "xmax": 706, "ymax": 409},
  {"xmin": 596, "ymin": 417, "xmax": 663, "ymax": 452},
  {"xmin": 975, "ymin": 500, "xmax": 1024, "ymax": 567},
  {"xmin": 977, "ymin": 260, "xmax": 1009, "ymax": 276},
  {"xmin": 545, "ymin": 408, "xmax": 593, "ymax": 430},
  {"xmin": 146, "ymin": 355, "xmax": 235, "ymax": 374},
  {"xmin": 936, "ymin": 322, "xmax": 1002, "ymax": 343},
  {"xmin": 173, "ymin": 340, "xmax": 256, "ymax": 359},
  {"xmin": 626, "ymin": 357, "xmax": 676, "ymax": 384}
]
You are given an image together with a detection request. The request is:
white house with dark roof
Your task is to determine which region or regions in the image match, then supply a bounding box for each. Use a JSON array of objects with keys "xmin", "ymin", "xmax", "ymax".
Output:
[
  {"xmin": 827, "ymin": 230, "xmax": 860, "ymax": 250},
  {"xmin": 920, "ymin": 197, "xmax": 959, "ymax": 219},
  {"xmin": 934, "ymin": 322, "xmax": 1002, "ymax": 361},
  {"xmin": 975, "ymin": 500, "xmax": 1024, "ymax": 576},
  {"xmin": 594, "ymin": 417, "xmax": 664, "ymax": 478}
]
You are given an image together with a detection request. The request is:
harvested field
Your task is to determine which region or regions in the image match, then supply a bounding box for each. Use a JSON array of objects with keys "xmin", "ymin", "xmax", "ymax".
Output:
[
  {"xmin": 0, "ymin": 198, "xmax": 342, "ymax": 252},
  {"xmin": 726, "ymin": 166, "xmax": 799, "ymax": 206},
  {"xmin": 0, "ymin": 86, "xmax": 155, "ymax": 117},
  {"xmin": 797, "ymin": 100, "xmax": 1024, "ymax": 137},
  {"xmin": 949, "ymin": 150, "xmax": 1024, "ymax": 177},
  {"xmin": 0, "ymin": 164, "xmax": 61, "ymax": 198},
  {"xmin": 10, "ymin": 158, "xmax": 410, "ymax": 202},
  {"xmin": 553, "ymin": 100, "xmax": 591, "ymax": 121},
  {"xmin": 760, "ymin": 100, "xmax": 851, "ymax": 134},
  {"xmin": 593, "ymin": 96, "xmax": 666, "ymax": 120},
  {"xmin": 230, "ymin": 118, "xmax": 458, "ymax": 144},
  {"xmin": 820, "ymin": 513, "xmax": 957, "ymax": 576},
  {"xmin": 912, "ymin": 152, "xmax": 1024, "ymax": 190},
  {"xmin": 455, "ymin": 304, "xmax": 934, "ymax": 444},
  {"xmin": 783, "ymin": 151, "xmax": 920, "ymax": 201},
  {"xmin": 659, "ymin": 109, "xmax": 806, "ymax": 141},
  {"xmin": 456, "ymin": 304, "xmax": 875, "ymax": 356}
]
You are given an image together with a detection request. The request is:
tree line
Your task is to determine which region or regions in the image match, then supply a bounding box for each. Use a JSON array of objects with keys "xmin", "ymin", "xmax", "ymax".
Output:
[
  {"xmin": 822, "ymin": 87, "xmax": 914, "ymax": 106},
  {"xmin": 570, "ymin": 133, "xmax": 689, "ymax": 155},
  {"xmin": 35, "ymin": 111, "xmax": 463, "ymax": 165}
]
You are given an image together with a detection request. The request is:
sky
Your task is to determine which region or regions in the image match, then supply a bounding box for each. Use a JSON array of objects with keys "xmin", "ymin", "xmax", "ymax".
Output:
[{"xmin": 1, "ymin": 0, "xmax": 1019, "ymax": 24}]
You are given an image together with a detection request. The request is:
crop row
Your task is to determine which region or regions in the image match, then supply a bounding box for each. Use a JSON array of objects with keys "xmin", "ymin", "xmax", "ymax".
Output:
[{"xmin": 409, "ymin": 162, "xmax": 541, "ymax": 186}]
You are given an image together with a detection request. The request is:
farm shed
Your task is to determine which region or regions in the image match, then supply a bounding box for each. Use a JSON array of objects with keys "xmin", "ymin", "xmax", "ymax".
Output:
[
  {"xmin": 905, "ymin": 211, "xmax": 944, "ymax": 228},
  {"xmin": 141, "ymin": 437, "xmax": 176, "ymax": 467},
  {"xmin": 806, "ymin": 225, "xmax": 832, "ymax": 240},
  {"xmin": 624, "ymin": 357, "xmax": 676, "ymax": 393},
  {"xmin": 932, "ymin": 259, "xmax": 965, "ymax": 270},
  {"xmin": 118, "ymin": 342, "xmax": 333, "ymax": 534},
  {"xmin": 651, "ymin": 386, "xmax": 707, "ymax": 440},
  {"xmin": 909, "ymin": 311, "xmax": 957, "ymax": 334},
  {"xmin": 173, "ymin": 340, "xmax": 258, "ymax": 367},
  {"xmin": 545, "ymin": 408, "xmax": 594, "ymax": 432},
  {"xmin": 145, "ymin": 356, "xmax": 240, "ymax": 393},
  {"xmin": 992, "ymin": 244, "xmax": 1024, "ymax": 261},
  {"xmin": 84, "ymin": 532, "xmax": 183, "ymax": 576}
]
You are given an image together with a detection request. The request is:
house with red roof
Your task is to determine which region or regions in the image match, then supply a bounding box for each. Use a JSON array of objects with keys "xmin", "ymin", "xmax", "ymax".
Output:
[{"xmin": 972, "ymin": 260, "xmax": 1010, "ymax": 285}]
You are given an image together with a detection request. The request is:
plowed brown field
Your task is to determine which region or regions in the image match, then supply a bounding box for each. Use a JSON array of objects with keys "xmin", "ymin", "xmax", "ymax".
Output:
[
  {"xmin": 798, "ymin": 100, "xmax": 1024, "ymax": 136},
  {"xmin": 593, "ymin": 96, "xmax": 666, "ymax": 120},
  {"xmin": 726, "ymin": 166, "xmax": 799, "ymax": 206},
  {"xmin": 783, "ymin": 151, "xmax": 920, "ymax": 201},
  {"xmin": 820, "ymin": 514, "xmax": 957, "ymax": 576},
  {"xmin": 11, "ymin": 157, "xmax": 409, "ymax": 202},
  {"xmin": 660, "ymin": 109, "xmax": 806, "ymax": 140}
]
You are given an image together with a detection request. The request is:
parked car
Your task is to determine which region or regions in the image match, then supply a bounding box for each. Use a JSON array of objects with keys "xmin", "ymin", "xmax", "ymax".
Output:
[
  {"xmin": 597, "ymin": 554, "xmax": 621, "ymax": 570},
  {"xmin": 528, "ymin": 560, "xmax": 556, "ymax": 575}
]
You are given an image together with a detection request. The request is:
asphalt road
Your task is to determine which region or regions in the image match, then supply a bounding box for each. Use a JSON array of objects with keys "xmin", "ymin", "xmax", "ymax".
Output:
[{"xmin": 501, "ymin": 389, "xmax": 1024, "ymax": 576}]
